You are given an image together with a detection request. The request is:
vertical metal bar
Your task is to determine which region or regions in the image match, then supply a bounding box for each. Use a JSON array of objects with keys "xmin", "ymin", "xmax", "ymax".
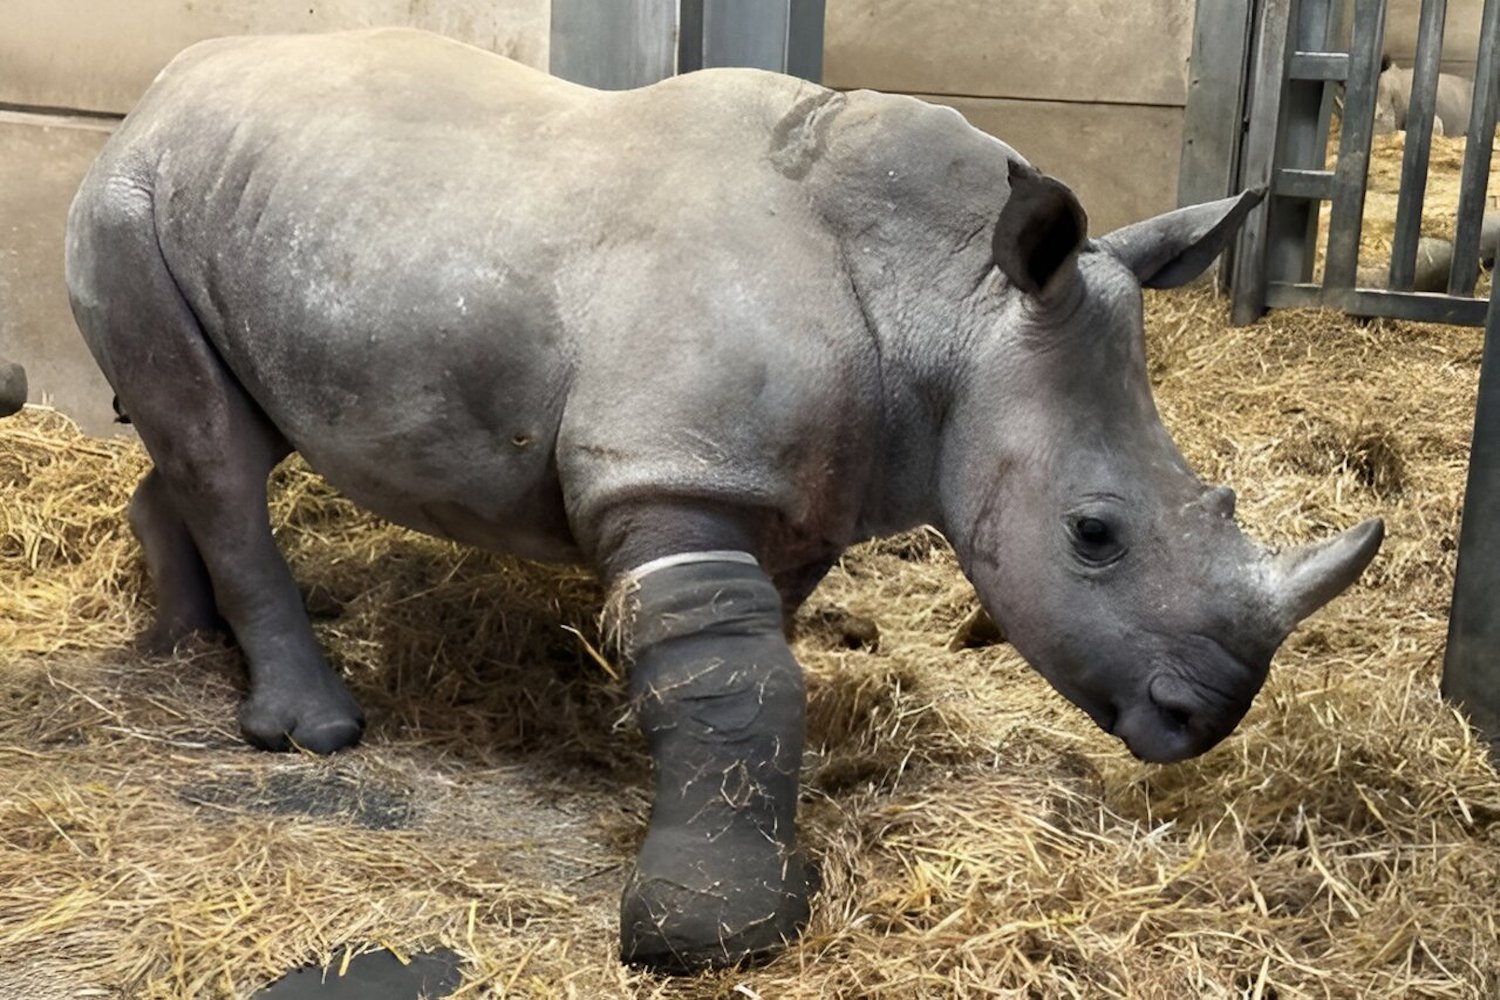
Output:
[
  {"xmin": 677, "ymin": 0, "xmax": 706, "ymax": 75},
  {"xmin": 1231, "ymin": 0, "xmax": 1294, "ymax": 325},
  {"xmin": 1388, "ymin": 0, "xmax": 1448, "ymax": 291},
  {"xmin": 1447, "ymin": 0, "xmax": 1500, "ymax": 295},
  {"xmin": 1266, "ymin": 0, "xmax": 1336, "ymax": 285},
  {"xmin": 674, "ymin": 0, "xmax": 823, "ymax": 83},
  {"xmin": 1311, "ymin": 0, "xmax": 1348, "ymax": 162},
  {"xmin": 701, "ymin": 0, "xmax": 793, "ymax": 73},
  {"xmin": 1443, "ymin": 271, "xmax": 1500, "ymax": 756},
  {"xmin": 1322, "ymin": 0, "xmax": 1387, "ymax": 288},
  {"xmin": 786, "ymin": 0, "xmax": 826, "ymax": 83},
  {"xmin": 549, "ymin": 0, "xmax": 678, "ymax": 91},
  {"xmin": 1178, "ymin": 0, "xmax": 1256, "ymax": 209}
]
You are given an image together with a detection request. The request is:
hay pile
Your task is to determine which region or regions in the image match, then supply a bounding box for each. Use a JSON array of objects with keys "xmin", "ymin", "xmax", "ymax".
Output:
[{"xmin": 2, "ymin": 285, "xmax": 1498, "ymax": 999}]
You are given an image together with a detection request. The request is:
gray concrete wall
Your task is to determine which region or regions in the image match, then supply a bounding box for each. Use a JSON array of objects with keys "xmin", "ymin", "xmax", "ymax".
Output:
[
  {"xmin": 824, "ymin": 0, "xmax": 1195, "ymax": 234},
  {"xmin": 0, "ymin": 0, "xmax": 550, "ymax": 114},
  {"xmin": 1384, "ymin": 0, "xmax": 1486, "ymax": 74},
  {"xmin": 1333, "ymin": 0, "xmax": 1487, "ymax": 76},
  {"xmin": 0, "ymin": 1, "xmax": 549, "ymax": 435},
  {"xmin": 0, "ymin": 113, "xmax": 115, "ymax": 434}
]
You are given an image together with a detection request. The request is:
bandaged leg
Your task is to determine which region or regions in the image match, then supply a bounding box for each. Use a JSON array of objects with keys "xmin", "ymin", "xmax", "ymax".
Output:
[{"xmin": 614, "ymin": 554, "xmax": 811, "ymax": 971}]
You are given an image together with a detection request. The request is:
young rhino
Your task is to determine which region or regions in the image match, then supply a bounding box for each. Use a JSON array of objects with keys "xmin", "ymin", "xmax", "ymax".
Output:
[
  {"xmin": 64, "ymin": 29, "xmax": 1382, "ymax": 974},
  {"xmin": 1374, "ymin": 57, "xmax": 1476, "ymax": 136}
]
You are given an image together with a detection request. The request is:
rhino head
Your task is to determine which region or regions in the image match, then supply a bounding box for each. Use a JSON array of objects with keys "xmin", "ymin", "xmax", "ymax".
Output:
[{"xmin": 940, "ymin": 162, "xmax": 1383, "ymax": 764}]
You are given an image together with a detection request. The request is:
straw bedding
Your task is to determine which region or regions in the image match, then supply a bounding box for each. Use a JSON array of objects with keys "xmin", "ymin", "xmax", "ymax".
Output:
[{"xmin": 3, "ymin": 178, "xmax": 1500, "ymax": 1000}]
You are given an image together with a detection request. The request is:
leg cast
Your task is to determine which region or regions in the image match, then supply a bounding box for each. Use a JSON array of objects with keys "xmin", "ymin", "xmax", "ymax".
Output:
[{"xmin": 617, "ymin": 557, "xmax": 811, "ymax": 971}]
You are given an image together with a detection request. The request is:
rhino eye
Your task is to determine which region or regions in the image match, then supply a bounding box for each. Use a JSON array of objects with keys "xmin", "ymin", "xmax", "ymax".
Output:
[
  {"xmin": 1070, "ymin": 515, "xmax": 1124, "ymax": 564},
  {"xmin": 1076, "ymin": 517, "xmax": 1110, "ymax": 544}
]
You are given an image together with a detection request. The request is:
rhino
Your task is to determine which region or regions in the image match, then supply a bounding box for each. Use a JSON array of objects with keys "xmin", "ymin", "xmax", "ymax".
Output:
[
  {"xmin": 65, "ymin": 29, "xmax": 1383, "ymax": 972},
  {"xmin": 1374, "ymin": 57, "xmax": 1476, "ymax": 136},
  {"xmin": 0, "ymin": 360, "xmax": 24, "ymax": 417}
]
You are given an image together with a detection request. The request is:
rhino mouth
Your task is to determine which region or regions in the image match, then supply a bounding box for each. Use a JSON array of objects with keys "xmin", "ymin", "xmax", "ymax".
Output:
[
  {"xmin": 1111, "ymin": 702, "xmax": 1211, "ymax": 764},
  {"xmin": 1096, "ymin": 638, "xmax": 1266, "ymax": 764}
]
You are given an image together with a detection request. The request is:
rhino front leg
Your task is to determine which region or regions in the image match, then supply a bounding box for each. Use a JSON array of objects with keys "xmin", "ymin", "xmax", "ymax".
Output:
[{"xmin": 602, "ymin": 514, "xmax": 811, "ymax": 970}]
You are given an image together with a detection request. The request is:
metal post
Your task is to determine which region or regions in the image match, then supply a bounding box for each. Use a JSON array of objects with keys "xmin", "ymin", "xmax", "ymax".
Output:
[
  {"xmin": 549, "ymin": 0, "xmax": 677, "ymax": 90},
  {"xmin": 1387, "ymin": 0, "xmax": 1448, "ymax": 291},
  {"xmin": 1178, "ymin": 0, "xmax": 1256, "ymax": 210},
  {"xmin": 678, "ymin": 0, "xmax": 825, "ymax": 82},
  {"xmin": 1231, "ymin": 0, "xmax": 1295, "ymax": 325},
  {"xmin": 678, "ymin": 0, "xmax": 706, "ymax": 74},
  {"xmin": 1265, "ymin": 0, "xmax": 1337, "ymax": 286},
  {"xmin": 1447, "ymin": 0, "xmax": 1500, "ymax": 295},
  {"xmin": 702, "ymin": 0, "xmax": 791, "ymax": 72},
  {"xmin": 786, "ymin": 0, "xmax": 826, "ymax": 82},
  {"xmin": 1443, "ymin": 265, "xmax": 1500, "ymax": 755},
  {"xmin": 1322, "ymin": 0, "xmax": 1387, "ymax": 289}
]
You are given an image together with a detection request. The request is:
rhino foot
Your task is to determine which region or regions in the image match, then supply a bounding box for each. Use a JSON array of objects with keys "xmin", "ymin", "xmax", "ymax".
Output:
[
  {"xmin": 238, "ymin": 675, "xmax": 365, "ymax": 754},
  {"xmin": 620, "ymin": 831, "xmax": 813, "ymax": 972}
]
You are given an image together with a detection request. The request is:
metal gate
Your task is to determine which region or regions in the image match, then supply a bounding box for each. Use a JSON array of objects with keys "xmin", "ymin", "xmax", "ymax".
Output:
[
  {"xmin": 1230, "ymin": 0, "xmax": 1499, "ymax": 324},
  {"xmin": 1191, "ymin": 0, "xmax": 1500, "ymax": 748}
]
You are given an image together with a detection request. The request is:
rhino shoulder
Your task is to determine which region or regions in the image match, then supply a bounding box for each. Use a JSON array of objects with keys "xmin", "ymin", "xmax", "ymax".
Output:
[{"xmin": 796, "ymin": 88, "xmax": 1016, "ymax": 242}]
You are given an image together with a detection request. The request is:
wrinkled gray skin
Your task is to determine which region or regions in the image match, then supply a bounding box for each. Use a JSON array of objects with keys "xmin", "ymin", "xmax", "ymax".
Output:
[
  {"xmin": 1374, "ymin": 60, "xmax": 1476, "ymax": 136},
  {"xmin": 0, "ymin": 360, "xmax": 24, "ymax": 417},
  {"xmin": 70, "ymin": 30, "xmax": 1382, "ymax": 851}
]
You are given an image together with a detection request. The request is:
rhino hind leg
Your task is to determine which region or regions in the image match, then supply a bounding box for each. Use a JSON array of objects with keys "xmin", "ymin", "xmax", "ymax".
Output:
[
  {"xmin": 128, "ymin": 468, "xmax": 227, "ymax": 654},
  {"xmin": 128, "ymin": 361, "xmax": 363, "ymax": 755},
  {"xmin": 613, "ymin": 555, "xmax": 812, "ymax": 971},
  {"xmin": 75, "ymin": 212, "xmax": 363, "ymax": 754}
]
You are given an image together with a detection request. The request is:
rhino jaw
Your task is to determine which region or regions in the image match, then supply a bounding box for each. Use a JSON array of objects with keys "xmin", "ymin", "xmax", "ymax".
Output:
[
  {"xmin": 1113, "ymin": 517, "xmax": 1384, "ymax": 763},
  {"xmin": 1268, "ymin": 518, "xmax": 1385, "ymax": 634},
  {"xmin": 1100, "ymin": 635, "xmax": 1270, "ymax": 764},
  {"xmin": 1119, "ymin": 517, "xmax": 1385, "ymax": 763}
]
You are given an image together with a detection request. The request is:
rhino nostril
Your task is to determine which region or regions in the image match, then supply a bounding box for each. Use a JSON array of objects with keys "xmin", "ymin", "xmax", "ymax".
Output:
[
  {"xmin": 1147, "ymin": 675, "xmax": 1197, "ymax": 733},
  {"xmin": 1158, "ymin": 703, "xmax": 1193, "ymax": 733}
]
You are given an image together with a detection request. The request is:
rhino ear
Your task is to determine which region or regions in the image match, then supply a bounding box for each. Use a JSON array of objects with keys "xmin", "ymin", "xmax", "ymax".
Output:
[
  {"xmin": 992, "ymin": 160, "xmax": 1088, "ymax": 297},
  {"xmin": 1095, "ymin": 188, "xmax": 1265, "ymax": 289}
]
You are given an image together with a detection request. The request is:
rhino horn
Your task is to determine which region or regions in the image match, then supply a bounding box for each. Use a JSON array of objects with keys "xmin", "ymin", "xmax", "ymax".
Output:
[{"xmin": 1268, "ymin": 518, "xmax": 1385, "ymax": 631}]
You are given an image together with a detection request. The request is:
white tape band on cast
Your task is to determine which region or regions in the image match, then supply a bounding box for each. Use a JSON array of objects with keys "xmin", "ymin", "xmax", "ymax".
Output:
[{"xmin": 623, "ymin": 549, "xmax": 760, "ymax": 586}]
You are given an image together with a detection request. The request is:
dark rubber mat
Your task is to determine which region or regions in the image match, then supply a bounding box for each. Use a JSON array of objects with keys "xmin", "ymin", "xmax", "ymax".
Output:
[{"xmin": 253, "ymin": 948, "xmax": 462, "ymax": 999}]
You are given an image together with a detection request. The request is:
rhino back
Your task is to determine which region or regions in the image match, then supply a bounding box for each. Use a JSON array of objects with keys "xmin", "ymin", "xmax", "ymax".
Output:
[{"xmin": 75, "ymin": 29, "xmax": 1004, "ymax": 566}]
